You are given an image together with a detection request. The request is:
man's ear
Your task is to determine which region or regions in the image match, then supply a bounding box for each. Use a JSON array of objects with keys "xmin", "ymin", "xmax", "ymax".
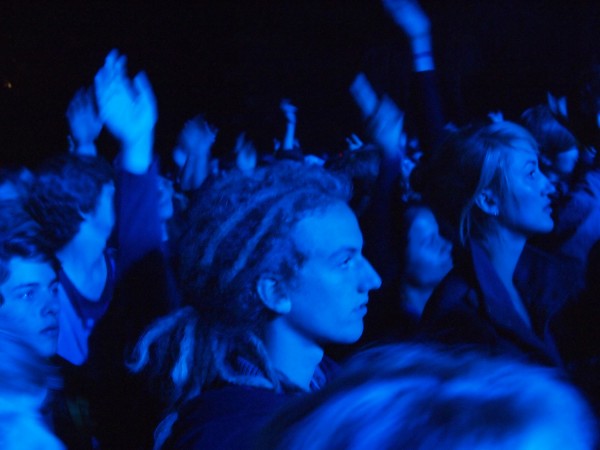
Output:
[
  {"xmin": 256, "ymin": 275, "xmax": 292, "ymax": 314},
  {"xmin": 475, "ymin": 188, "xmax": 500, "ymax": 217}
]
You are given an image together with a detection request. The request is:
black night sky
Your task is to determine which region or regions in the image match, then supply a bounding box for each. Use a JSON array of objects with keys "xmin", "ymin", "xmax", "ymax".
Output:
[{"xmin": 2, "ymin": 1, "xmax": 599, "ymax": 167}]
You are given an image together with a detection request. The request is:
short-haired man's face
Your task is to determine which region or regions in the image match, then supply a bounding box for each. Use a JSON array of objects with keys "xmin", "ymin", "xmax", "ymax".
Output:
[
  {"xmin": 282, "ymin": 201, "xmax": 382, "ymax": 346},
  {"xmin": 0, "ymin": 257, "xmax": 59, "ymax": 358}
]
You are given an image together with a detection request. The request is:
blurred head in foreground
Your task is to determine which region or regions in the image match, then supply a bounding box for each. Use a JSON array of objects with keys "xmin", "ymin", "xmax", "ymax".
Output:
[{"xmin": 259, "ymin": 344, "xmax": 597, "ymax": 450}]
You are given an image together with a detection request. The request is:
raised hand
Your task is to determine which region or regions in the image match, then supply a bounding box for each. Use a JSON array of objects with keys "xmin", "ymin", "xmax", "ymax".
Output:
[
  {"xmin": 94, "ymin": 49, "xmax": 157, "ymax": 172},
  {"xmin": 382, "ymin": 0, "xmax": 430, "ymax": 39},
  {"xmin": 94, "ymin": 50, "xmax": 157, "ymax": 144},
  {"xmin": 369, "ymin": 95, "xmax": 407, "ymax": 160},
  {"xmin": 487, "ymin": 110, "xmax": 505, "ymax": 123},
  {"xmin": 350, "ymin": 73, "xmax": 379, "ymax": 119},
  {"xmin": 178, "ymin": 115, "xmax": 218, "ymax": 157},
  {"xmin": 66, "ymin": 88, "xmax": 102, "ymax": 156},
  {"xmin": 547, "ymin": 92, "xmax": 568, "ymax": 119},
  {"xmin": 350, "ymin": 73, "xmax": 406, "ymax": 160},
  {"xmin": 345, "ymin": 133, "xmax": 364, "ymax": 151},
  {"xmin": 176, "ymin": 116, "xmax": 218, "ymax": 190},
  {"xmin": 234, "ymin": 133, "xmax": 257, "ymax": 175},
  {"xmin": 280, "ymin": 99, "xmax": 298, "ymax": 151},
  {"xmin": 383, "ymin": 0, "xmax": 434, "ymax": 71},
  {"xmin": 280, "ymin": 99, "xmax": 298, "ymax": 124}
]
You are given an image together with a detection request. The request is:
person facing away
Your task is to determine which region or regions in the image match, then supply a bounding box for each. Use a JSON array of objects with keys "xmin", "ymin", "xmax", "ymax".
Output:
[{"xmin": 129, "ymin": 160, "xmax": 382, "ymax": 449}]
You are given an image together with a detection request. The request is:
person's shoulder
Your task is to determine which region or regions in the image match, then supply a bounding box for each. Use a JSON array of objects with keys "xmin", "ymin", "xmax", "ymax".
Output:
[
  {"xmin": 426, "ymin": 267, "xmax": 476, "ymax": 313},
  {"xmin": 166, "ymin": 386, "xmax": 290, "ymax": 450},
  {"xmin": 178, "ymin": 385, "xmax": 288, "ymax": 425}
]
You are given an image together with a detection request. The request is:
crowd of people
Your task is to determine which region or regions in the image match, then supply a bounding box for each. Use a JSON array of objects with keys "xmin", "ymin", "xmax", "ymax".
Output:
[{"xmin": 2, "ymin": 0, "xmax": 600, "ymax": 448}]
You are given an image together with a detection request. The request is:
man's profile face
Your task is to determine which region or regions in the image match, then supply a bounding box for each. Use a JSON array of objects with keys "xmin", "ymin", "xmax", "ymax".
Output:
[
  {"xmin": 281, "ymin": 201, "xmax": 382, "ymax": 347},
  {"xmin": 0, "ymin": 257, "xmax": 59, "ymax": 358}
]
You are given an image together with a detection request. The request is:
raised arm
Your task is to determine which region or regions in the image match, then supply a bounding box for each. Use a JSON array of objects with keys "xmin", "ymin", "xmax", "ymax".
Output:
[
  {"xmin": 94, "ymin": 50, "xmax": 157, "ymax": 174},
  {"xmin": 66, "ymin": 87, "xmax": 103, "ymax": 156},
  {"xmin": 176, "ymin": 115, "xmax": 218, "ymax": 191},
  {"xmin": 382, "ymin": 0, "xmax": 433, "ymax": 72},
  {"xmin": 92, "ymin": 49, "xmax": 162, "ymax": 274},
  {"xmin": 350, "ymin": 73, "xmax": 406, "ymax": 164},
  {"xmin": 383, "ymin": 0, "xmax": 446, "ymax": 152},
  {"xmin": 280, "ymin": 99, "xmax": 298, "ymax": 151},
  {"xmin": 234, "ymin": 132, "xmax": 258, "ymax": 175}
]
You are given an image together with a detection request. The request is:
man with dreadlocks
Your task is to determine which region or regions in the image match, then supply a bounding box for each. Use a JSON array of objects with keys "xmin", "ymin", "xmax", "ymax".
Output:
[{"xmin": 129, "ymin": 160, "xmax": 382, "ymax": 449}]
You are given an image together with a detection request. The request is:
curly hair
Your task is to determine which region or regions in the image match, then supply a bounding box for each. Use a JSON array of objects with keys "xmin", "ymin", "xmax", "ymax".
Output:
[
  {"xmin": 129, "ymin": 161, "xmax": 351, "ymax": 412},
  {"xmin": 0, "ymin": 201, "xmax": 58, "ymax": 305},
  {"xmin": 26, "ymin": 154, "xmax": 114, "ymax": 251}
]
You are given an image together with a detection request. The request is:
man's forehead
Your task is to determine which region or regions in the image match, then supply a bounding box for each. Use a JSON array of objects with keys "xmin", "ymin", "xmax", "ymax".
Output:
[
  {"xmin": 291, "ymin": 203, "xmax": 362, "ymax": 256},
  {"xmin": 4, "ymin": 257, "xmax": 56, "ymax": 286}
]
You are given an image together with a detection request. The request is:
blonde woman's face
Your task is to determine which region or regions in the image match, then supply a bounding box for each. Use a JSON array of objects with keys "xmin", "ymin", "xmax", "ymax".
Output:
[{"xmin": 499, "ymin": 146, "xmax": 555, "ymax": 237}]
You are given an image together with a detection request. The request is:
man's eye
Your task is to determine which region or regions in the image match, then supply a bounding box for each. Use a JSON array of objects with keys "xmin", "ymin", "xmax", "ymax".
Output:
[
  {"xmin": 50, "ymin": 283, "xmax": 60, "ymax": 297},
  {"xmin": 20, "ymin": 289, "xmax": 35, "ymax": 300}
]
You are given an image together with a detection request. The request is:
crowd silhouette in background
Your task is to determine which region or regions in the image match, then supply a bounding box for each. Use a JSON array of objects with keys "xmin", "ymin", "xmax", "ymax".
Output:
[{"xmin": 2, "ymin": 0, "xmax": 600, "ymax": 448}]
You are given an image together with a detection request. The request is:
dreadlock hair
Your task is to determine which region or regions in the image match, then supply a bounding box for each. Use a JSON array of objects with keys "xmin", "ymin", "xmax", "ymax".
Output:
[
  {"xmin": 26, "ymin": 154, "xmax": 114, "ymax": 252},
  {"xmin": 325, "ymin": 145, "xmax": 382, "ymax": 217},
  {"xmin": 129, "ymin": 160, "xmax": 351, "ymax": 411}
]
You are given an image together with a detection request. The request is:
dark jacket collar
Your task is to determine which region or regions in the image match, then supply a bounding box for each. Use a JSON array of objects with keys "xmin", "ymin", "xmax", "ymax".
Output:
[{"xmin": 467, "ymin": 240, "xmax": 563, "ymax": 366}]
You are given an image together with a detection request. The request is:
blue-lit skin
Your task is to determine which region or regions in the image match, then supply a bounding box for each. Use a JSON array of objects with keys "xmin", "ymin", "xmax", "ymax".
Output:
[
  {"xmin": 553, "ymin": 146, "xmax": 579, "ymax": 178},
  {"xmin": 383, "ymin": 0, "xmax": 434, "ymax": 72},
  {"xmin": 0, "ymin": 181, "xmax": 20, "ymax": 201},
  {"xmin": 403, "ymin": 207, "xmax": 452, "ymax": 315},
  {"xmin": 173, "ymin": 115, "xmax": 217, "ymax": 191},
  {"xmin": 280, "ymin": 99, "xmax": 298, "ymax": 151},
  {"xmin": 0, "ymin": 258, "xmax": 59, "ymax": 358},
  {"xmin": 234, "ymin": 132, "xmax": 258, "ymax": 175},
  {"xmin": 262, "ymin": 201, "xmax": 381, "ymax": 389},
  {"xmin": 81, "ymin": 182, "xmax": 116, "ymax": 243},
  {"xmin": 94, "ymin": 49, "xmax": 157, "ymax": 175},
  {"xmin": 498, "ymin": 147, "xmax": 555, "ymax": 237},
  {"xmin": 66, "ymin": 87, "xmax": 102, "ymax": 156},
  {"xmin": 158, "ymin": 175, "xmax": 175, "ymax": 223}
]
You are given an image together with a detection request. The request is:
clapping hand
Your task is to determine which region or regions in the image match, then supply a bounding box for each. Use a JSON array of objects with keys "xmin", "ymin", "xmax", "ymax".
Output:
[
  {"xmin": 94, "ymin": 49, "xmax": 157, "ymax": 172},
  {"xmin": 66, "ymin": 87, "xmax": 102, "ymax": 156}
]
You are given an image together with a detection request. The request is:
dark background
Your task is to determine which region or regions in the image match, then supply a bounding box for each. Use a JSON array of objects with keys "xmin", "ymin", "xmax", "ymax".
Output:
[{"xmin": 2, "ymin": 0, "xmax": 599, "ymax": 167}]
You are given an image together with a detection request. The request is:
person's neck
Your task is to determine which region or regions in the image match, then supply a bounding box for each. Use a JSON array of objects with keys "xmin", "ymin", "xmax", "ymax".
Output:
[
  {"xmin": 263, "ymin": 319, "xmax": 324, "ymax": 391},
  {"xmin": 56, "ymin": 228, "xmax": 108, "ymax": 300},
  {"xmin": 400, "ymin": 282, "xmax": 435, "ymax": 317},
  {"xmin": 476, "ymin": 228, "xmax": 526, "ymax": 290}
]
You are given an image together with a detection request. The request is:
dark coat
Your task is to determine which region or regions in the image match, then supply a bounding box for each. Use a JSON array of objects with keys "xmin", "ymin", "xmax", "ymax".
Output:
[
  {"xmin": 163, "ymin": 357, "xmax": 339, "ymax": 450},
  {"xmin": 418, "ymin": 241, "xmax": 578, "ymax": 367},
  {"xmin": 163, "ymin": 385, "xmax": 290, "ymax": 450}
]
